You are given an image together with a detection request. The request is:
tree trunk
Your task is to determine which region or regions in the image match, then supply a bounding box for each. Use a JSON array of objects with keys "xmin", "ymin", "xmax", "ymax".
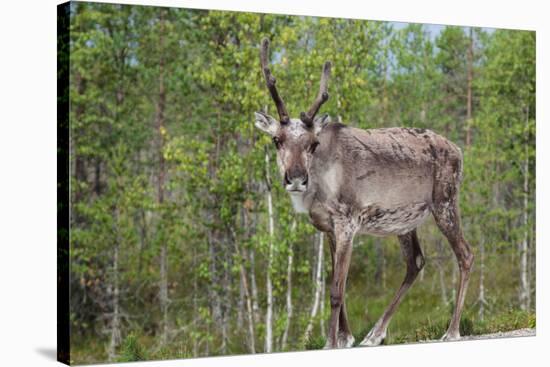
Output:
[
  {"xmin": 241, "ymin": 258, "xmax": 256, "ymax": 353},
  {"xmin": 237, "ymin": 274, "xmax": 245, "ymax": 329},
  {"xmin": 156, "ymin": 8, "xmax": 169, "ymax": 346},
  {"xmin": 528, "ymin": 219, "xmax": 535, "ymax": 307},
  {"xmin": 434, "ymin": 239, "xmax": 449, "ymax": 305},
  {"xmin": 233, "ymin": 227, "xmax": 256, "ymax": 353},
  {"xmin": 233, "ymin": 213, "xmax": 256, "ymax": 353},
  {"xmin": 159, "ymin": 243, "xmax": 169, "ymax": 345},
  {"xmin": 381, "ymin": 47, "xmax": 388, "ymax": 125},
  {"xmin": 477, "ymin": 237, "xmax": 487, "ymax": 320},
  {"xmin": 466, "ymin": 27, "xmax": 474, "ymax": 147},
  {"xmin": 208, "ymin": 231, "xmax": 222, "ymax": 325},
  {"xmin": 519, "ymin": 105, "xmax": 530, "ymax": 311},
  {"xmin": 72, "ymin": 72, "xmax": 87, "ymax": 208},
  {"xmin": 303, "ymin": 232, "xmax": 324, "ymax": 342},
  {"xmin": 107, "ymin": 208, "xmax": 122, "ymax": 361},
  {"xmin": 192, "ymin": 246, "xmax": 199, "ymax": 357},
  {"xmin": 220, "ymin": 245, "xmax": 230, "ymax": 354},
  {"xmin": 281, "ymin": 220, "xmax": 296, "ymax": 350},
  {"xmin": 249, "ymin": 246, "xmax": 260, "ymax": 324},
  {"xmin": 264, "ymin": 147, "xmax": 275, "ymax": 353},
  {"xmin": 319, "ymin": 246, "xmax": 326, "ymax": 338},
  {"xmin": 246, "ymin": 208, "xmax": 261, "ymax": 325},
  {"xmin": 137, "ymin": 209, "xmax": 148, "ymax": 276},
  {"xmin": 435, "ymin": 261, "xmax": 449, "ymax": 306}
]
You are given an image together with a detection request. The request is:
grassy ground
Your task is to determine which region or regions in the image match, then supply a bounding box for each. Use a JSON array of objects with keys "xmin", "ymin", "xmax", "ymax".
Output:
[
  {"xmin": 71, "ymin": 229, "xmax": 535, "ymax": 364},
  {"xmin": 70, "ymin": 304, "xmax": 535, "ymax": 364},
  {"xmin": 304, "ymin": 308, "xmax": 535, "ymax": 350}
]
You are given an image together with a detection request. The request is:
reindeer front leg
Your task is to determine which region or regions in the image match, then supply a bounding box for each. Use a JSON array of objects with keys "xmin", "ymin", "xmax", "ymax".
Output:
[
  {"xmin": 326, "ymin": 232, "xmax": 355, "ymax": 348},
  {"xmin": 325, "ymin": 222, "xmax": 355, "ymax": 349}
]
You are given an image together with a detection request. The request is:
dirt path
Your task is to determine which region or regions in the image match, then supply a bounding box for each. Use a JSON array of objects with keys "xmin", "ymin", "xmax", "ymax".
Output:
[
  {"xmin": 460, "ymin": 328, "xmax": 535, "ymax": 341},
  {"xmin": 417, "ymin": 328, "xmax": 536, "ymax": 343}
]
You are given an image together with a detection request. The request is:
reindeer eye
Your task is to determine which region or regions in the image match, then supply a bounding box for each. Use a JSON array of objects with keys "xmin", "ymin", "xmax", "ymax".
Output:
[
  {"xmin": 309, "ymin": 141, "xmax": 320, "ymax": 154},
  {"xmin": 272, "ymin": 137, "xmax": 282, "ymax": 149}
]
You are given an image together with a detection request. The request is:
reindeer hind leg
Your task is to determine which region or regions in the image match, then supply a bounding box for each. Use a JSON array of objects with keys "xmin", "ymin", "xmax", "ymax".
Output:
[
  {"xmin": 360, "ymin": 229, "xmax": 425, "ymax": 347},
  {"xmin": 432, "ymin": 180, "xmax": 474, "ymax": 341}
]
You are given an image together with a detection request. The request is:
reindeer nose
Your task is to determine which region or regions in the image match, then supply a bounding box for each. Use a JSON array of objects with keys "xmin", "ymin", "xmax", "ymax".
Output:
[
  {"xmin": 284, "ymin": 172, "xmax": 292, "ymax": 185},
  {"xmin": 284, "ymin": 171, "xmax": 308, "ymax": 189}
]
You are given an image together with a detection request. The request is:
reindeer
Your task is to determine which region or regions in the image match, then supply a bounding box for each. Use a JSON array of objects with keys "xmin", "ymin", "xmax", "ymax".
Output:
[{"xmin": 254, "ymin": 38, "xmax": 474, "ymax": 349}]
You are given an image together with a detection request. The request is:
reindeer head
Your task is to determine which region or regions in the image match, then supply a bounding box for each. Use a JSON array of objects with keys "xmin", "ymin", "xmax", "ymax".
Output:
[{"xmin": 255, "ymin": 38, "xmax": 332, "ymax": 193}]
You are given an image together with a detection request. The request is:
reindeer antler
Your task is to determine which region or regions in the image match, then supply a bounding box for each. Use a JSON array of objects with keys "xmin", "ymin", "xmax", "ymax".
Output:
[
  {"xmin": 260, "ymin": 38, "xmax": 290, "ymax": 125},
  {"xmin": 300, "ymin": 61, "xmax": 331, "ymax": 128}
]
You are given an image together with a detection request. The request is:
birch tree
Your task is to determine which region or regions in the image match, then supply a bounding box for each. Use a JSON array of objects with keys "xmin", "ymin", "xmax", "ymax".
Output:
[
  {"xmin": 264, "ymin": 146, "xmax": 275, "ymax": 353},
  {"xmin": 303, "ymin": 232, "xmax": 324, "ymax": 343}
]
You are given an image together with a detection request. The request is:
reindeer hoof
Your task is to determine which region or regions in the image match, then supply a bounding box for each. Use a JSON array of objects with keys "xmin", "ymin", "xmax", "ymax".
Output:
[
  {"xmin": 359, "ymin": 328, "xmax": 386, "ymax": 347},
  {"xmin": 337, "ymin": 333, "xmax": 355, "ymax": 348},
  {"xmin": 440, "ymin": 331, "xmax": 461, "ymax": 342},
  {"xmin": 323, "ymin": 333, "xmax": 355, "ymax": 349}
]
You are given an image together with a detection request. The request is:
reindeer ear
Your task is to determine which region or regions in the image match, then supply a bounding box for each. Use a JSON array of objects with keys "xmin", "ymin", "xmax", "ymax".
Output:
[
  {"xmin": 313, "ymin": 114, "xmax": 331, "ymax": 135},
  {"xmin": 254, "ymin": 112, "xmax": 279, "ymax": 136}
]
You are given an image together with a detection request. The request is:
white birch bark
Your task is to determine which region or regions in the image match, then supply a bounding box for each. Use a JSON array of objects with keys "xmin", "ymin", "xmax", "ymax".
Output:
[
  {"xmin": 434, "ymin": 240, "xmax": 449, "ymax": 305},
  {"xmin": 519, "ymin": 106, "xmax": 530, "ymax": 311},
  {"xmin": 249, "ymin": 246, "xmax": 260, "ymax": 324},
  {"xmin": 234, "ymin": 235, "xmax": 256, "ymax": 353},
  {"xmin": 159, "ymin": 244, "xmax": 169, "ymax": 345},
  {"xmin": 281, "ymin": 220, "xmax": 296, "ymax": 350},
  {"xmin": 319, "ymin": 253, "xmax": 326, "ymax": 338},
  {"xmin": 304, "ymin": 232, "xmax": 324, "ymax": 342},
  {"xmin": 264, "ymin": 149, "xmax": 275, "ymax": 353},
  {"xmin": 477, "ymin": 238, "xmax": 487, "ymax": 320},
  {"xmin": 156, "ymin": 9, "xmax": 169, "ymax": 346},
  {"xmin": 107, "ymin": 208, "xmax": 121, "ymax": 361},
  {"xmin": 237, "ymin": 277, "xmax": 244, "ymax": 328}
]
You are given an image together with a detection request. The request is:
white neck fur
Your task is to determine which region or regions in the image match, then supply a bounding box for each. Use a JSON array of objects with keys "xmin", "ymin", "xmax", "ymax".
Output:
[{"xmin": 289, "ymin": 192, "xmax": 308, "ymax": 213}]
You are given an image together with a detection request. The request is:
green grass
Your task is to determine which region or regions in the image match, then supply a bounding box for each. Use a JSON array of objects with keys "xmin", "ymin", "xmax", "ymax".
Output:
[
  {"xmin": 304, "ymin": 335, "xmax": 326, "ymax": 350},
  {"xmin": 71, "ymin": 333, "xmax": 194, "ymax": 365},
  {"xmin": 302, "ymin": 309, "xmax": 535, "ymax": 350},
  {"xmin": 71, "ymin": 248, "xmax": 536, "ymax": 363},
  {"xmin": 71, "ymin": 308, "xmax": 535, "ymax": 363},
  {"xmin": 117, "ymin": 333, "xmax": 147, "ymax": 362},
  {"xmin": 388, "ymin": 308, "xmax": 535, "ymax": 345}
]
